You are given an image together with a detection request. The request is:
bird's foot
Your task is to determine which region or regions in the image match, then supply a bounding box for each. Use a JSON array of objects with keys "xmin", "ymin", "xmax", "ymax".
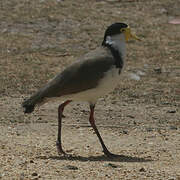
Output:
[
  {"xmin": 103, "ymin": 149, "xmax": 120, "ymax": 158},
  {"xmin": 56, "ymin": 141, "xmax": 66, "ymax": 155},
  {"xmin": 56, "ymin": 141, "xmax": 72, "ymax": 158}
]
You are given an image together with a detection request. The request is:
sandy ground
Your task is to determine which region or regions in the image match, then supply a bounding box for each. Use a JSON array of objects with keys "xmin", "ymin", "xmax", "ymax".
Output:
[
  {"xmin": 0, "ymin": 96, "xmax": 180, "ymax": 179},
  {"xmin": 0, "ymin": 0, "xmax": 180, "ymax": 179}
]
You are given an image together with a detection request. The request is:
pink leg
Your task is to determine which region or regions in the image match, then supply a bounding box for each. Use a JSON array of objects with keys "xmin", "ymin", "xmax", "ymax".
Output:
[
  {"xmin": 89, "ymin": 104, "xmax": 116, "ymax": 157},
  {"xmin": 56, "ymin": 100, "xmax": 72, "ymax": 155}
]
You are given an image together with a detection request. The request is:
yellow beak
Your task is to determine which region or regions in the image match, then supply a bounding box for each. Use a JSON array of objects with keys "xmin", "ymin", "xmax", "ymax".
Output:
[{"xmin": 124, "ymin": 27, "xmax": 141, "ymax": 42}]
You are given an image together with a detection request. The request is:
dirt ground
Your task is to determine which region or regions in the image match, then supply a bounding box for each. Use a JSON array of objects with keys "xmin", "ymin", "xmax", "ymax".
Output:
[{"xmin": 0, "ymin": 0, "xmax": 180, "ymax": 179}]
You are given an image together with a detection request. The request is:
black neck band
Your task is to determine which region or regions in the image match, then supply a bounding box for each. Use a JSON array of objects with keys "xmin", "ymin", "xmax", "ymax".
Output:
[{"xmin": 102, "ymin": 42, "xmax": 124, "ymax": 74}]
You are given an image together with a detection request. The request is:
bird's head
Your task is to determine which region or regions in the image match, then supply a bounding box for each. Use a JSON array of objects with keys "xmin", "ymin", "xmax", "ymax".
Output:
[{"xmin": 102, "ymin": 23, "xmax": 140, "ymax": 46}]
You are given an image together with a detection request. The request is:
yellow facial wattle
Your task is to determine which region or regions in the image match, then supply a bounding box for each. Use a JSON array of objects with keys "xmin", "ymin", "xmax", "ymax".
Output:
[{"xmin": 123, "ymin": 27, "xmax": 141, "ymax": 41}]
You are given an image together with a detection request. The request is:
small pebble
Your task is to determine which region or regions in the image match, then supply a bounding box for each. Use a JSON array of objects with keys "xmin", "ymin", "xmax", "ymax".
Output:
[
  {"xmin": 139, "ymin": 167, "xmax": 146, "ymax": 172},
  {"xmin": 127, "ymin": 115, "xmax": 135, "ymax": 119},
  {"xmin": 32, "ymin": 172, "xmax": 38, "ymax": 176},
  {"xmin": 154, "ymin": 67, "xmax": 162, "ymax": 74},
  {"xmin": 170, "ymin": 126, "xmax": 178, "ymax": 130},
  {"xmin": 129, "ymin": 73, "xmax": 140, "ymax": 81},
  {"xmin": 137, "ymin": 70, "xmax": 146, "ymax": 76},
  {"xmin": 16, "ymin": 132, "xmax": 20, "ymax": 136},
  {"xmin": 122, "ymin": 130, "xmax": 128, "ymax": 134},
  {"xmin": 167, "ymin": 110, "xmax": 176, "ymax": 113}
]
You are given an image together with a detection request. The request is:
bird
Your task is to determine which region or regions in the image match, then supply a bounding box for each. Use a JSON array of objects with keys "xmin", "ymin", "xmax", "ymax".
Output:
[{"xmin": 22, "ymin": 22, "xmax": 140, "ymax": 157}]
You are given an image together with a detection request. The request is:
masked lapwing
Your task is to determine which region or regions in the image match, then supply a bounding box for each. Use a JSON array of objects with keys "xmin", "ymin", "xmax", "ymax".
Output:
[{"xmin": 22, "ymin": 22, "xmax": 140, "ymax": 157}]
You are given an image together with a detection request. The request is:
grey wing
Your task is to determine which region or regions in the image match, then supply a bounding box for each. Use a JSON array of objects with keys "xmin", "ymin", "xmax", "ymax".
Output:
[
  {"xmin": 43, "ymin": 55, "xmax": 115, "ymax": 98},
  {"xmin": 25, "ymin": 48, "xmax": 115, "ymax": 106}
]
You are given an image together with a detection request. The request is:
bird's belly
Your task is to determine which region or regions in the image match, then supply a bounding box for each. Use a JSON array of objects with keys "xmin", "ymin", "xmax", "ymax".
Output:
[{"xmin": 60, "ymin": 67, "xmax": 121, "ymax": 104}]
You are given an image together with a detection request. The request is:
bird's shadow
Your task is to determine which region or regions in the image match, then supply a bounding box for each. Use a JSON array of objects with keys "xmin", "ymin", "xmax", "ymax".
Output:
[{"xmin": 37, "ymin": 154, "xmax": 152, "ymax": 163}]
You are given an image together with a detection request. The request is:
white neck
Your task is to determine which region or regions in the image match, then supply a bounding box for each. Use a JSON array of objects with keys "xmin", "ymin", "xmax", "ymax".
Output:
[{"xmin": 105, "ymin": 34, "xmax": 126, "ymax": 59}]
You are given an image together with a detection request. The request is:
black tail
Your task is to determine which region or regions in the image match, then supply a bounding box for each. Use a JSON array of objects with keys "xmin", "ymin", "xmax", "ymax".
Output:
[
  {"xmin": 23, "ymin": 104, "xmax": 35, "ymax": 113},
  {"xmin": 22, "ymin": 100, "xmax": 35, "ymax": 113},
  {"xmin": 22, "ymin": 89, "xmax": 45, "ymax": 114}
]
